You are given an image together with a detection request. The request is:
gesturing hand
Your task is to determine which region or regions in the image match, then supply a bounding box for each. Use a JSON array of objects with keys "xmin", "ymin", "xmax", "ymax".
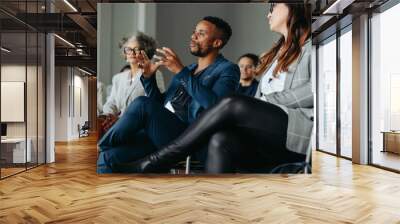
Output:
[
  {"xmin": 154, "ymin": 47, "xmax": 185, "ymax": 74},
  {"xmin": 137, "ymin": 50, "xmax": 161, "ymax": 78}
]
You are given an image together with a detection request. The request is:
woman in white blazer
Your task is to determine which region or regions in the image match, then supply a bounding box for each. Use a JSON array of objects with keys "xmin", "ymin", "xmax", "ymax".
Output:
[{"xmin": 102, "ymin": 32, "xmax": 165, "ymax": 117}]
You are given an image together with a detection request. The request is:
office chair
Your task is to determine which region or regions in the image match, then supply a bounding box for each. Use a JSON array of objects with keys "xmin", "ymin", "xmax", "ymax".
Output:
[
  {"xmin": 170, "ymin": 156, "xmax": 205, "ymax": 174},
  {"xmin": 269, "ymin": 127, "xmax": 314, "ymax": 174},
  {"xmin": 78, "ymin": 121, "xmax": 90, "ymax": 138}
]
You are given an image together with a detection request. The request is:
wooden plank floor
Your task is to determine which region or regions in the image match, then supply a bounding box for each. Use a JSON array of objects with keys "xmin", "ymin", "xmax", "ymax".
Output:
[{"xmin": 1, "ymin": 135, "xmax": 400, "ymax": 223}]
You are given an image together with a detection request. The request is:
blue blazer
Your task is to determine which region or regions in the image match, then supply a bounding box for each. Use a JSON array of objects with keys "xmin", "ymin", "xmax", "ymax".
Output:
[{"xmin": 140, "ymin": 54, "xmax": 240, "ymax": 123}]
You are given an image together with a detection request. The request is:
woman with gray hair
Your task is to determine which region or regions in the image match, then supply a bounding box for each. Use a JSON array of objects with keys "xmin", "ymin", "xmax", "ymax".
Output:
[
  {"xmin": 102, "ymin": 32, "xmax": 165, "ymax": 118},
  {"xmin": 98, "ymin": 32, "xmax": 165, "ymax": 173}
]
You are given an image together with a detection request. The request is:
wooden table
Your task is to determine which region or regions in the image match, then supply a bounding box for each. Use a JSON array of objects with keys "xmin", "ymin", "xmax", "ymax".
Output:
[{"xmin": 381, "ymin": 131, "xmax": 400, "ymax": 154}]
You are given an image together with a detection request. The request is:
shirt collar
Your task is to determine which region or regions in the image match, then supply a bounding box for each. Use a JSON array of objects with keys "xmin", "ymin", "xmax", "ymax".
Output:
[{"xmin": 187, "ymin": 53, "xmax": 225, "ymax": 71}]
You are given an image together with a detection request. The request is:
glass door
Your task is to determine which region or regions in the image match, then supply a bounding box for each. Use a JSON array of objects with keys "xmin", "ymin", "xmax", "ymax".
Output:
[
  {"xmin": 339, "ymin": 27, "xmax": 353, "ymax": 159},
  {"xmin": 0, "ymin": 1, "xmax": 47, "ymax": 179},
  {"xmin": 317, "ymin": 35, "xmax": 337, "ymax": 155},
  {"xmin": 370, "ymin": 2, "xmax": 400, "ymax": 171}
]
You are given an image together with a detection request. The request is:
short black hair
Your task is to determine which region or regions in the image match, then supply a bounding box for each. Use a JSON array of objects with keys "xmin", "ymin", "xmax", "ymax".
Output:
[
  {"xmin": 238, "ymin": 53, "xmax": 259, "ymax": 66},
  {"xmin": 202, "ymin": 16, "xmax": 232, "ymax": 49}
]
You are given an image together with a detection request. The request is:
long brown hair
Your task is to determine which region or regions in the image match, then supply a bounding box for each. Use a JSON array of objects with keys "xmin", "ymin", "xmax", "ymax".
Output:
[{"xmin": 257, "ymin": 3, "xmax": 311, "ymax": 77}]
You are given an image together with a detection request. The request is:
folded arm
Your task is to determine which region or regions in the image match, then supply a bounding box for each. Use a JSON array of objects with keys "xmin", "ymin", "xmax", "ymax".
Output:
[{"xmin": 262, "ymin": 81, "xmax": 313, "ymax": 109}]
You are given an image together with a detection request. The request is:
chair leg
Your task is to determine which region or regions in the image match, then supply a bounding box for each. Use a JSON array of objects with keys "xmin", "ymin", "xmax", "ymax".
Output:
[{"xmin": 185, "ymin": 156, "xmax": 191, "ymax": 174}]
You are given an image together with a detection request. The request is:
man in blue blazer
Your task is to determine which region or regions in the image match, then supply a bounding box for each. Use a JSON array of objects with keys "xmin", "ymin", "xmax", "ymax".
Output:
[{"xmin": 97, "ymin": 16, "xmax": 240, "ymax": 173}]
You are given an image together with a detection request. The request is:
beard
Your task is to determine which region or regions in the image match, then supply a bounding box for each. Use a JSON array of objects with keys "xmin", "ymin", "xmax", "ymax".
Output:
[{"xmin": 190, "ymin": 42, "xmax": 213, "ymax": 57}]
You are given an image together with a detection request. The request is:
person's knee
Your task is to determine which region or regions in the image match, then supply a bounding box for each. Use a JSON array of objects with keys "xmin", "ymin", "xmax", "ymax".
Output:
[
  {"xmin": 219, "ymin": 95, "xmax": 238, "ymax": 107},
  {"xmin": 218, "ymin": 95, "xmax": 248, "ymax": 116},
  {"xmin": 125, "ymin": 96, "xmax": 156, "ymax": 117},
  {"xmin": 206, "ymin": 131, "xmax": 237, "ymax": 173},
  {"xmin": 128, "ymin": 96, "xmax": 148, "ymax": 110}
]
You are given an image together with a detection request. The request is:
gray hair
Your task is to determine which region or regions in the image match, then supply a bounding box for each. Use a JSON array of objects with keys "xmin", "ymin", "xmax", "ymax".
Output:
[{"xmin": 120, "ymin": 32, "xmax": 158, "ymax": 58}]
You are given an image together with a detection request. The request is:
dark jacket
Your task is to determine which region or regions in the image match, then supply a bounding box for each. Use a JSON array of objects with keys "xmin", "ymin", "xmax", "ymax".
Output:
[
  {"xmin": 237, "ymin": 80, "xmax": 259, "ymax": 97},
  {"xmin": 141, "ymin": 54, "xmax": 240, "ymax": 123}
]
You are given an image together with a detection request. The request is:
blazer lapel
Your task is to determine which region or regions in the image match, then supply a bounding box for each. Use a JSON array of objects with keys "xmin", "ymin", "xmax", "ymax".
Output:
[
  {"xmin": 283, "ymin": 48, "xmax": 306, "ymax": 89},
  {"xmin": 283, "ymin": 61, "xmax": 298, "ymax": 89},
  {"xmin": 285, "ymin": 40, "xmax": 311, "ymax": 89}
]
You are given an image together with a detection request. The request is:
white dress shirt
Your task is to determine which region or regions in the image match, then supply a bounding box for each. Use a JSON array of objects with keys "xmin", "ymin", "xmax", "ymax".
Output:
[{"xmin": 259, "ymin": 60, "xmax": 288, "ymax": 113}]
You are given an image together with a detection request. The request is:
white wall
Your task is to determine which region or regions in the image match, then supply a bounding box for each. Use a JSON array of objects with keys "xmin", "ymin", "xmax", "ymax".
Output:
[
  {"xmin": 55, "ymin": 67, "xmax": 89, "ymax": 141},
  {"xmin": 1, "ymin": 65, "xmax": 29, "ymax": 139},
  {"xmin": 55, "ymin": 67, "xmax": 68, "ymax": 141},
  {"xmin": 227, "ymin": 4, "xmax": 280, "ymax": 60},
  {"xmin": 1, "ymin": 63, "xmax": 46, "ymax": 164},
  {"xmin": 155, "ymin": 3, "xmax": 279, "ymax": 85},
  {"xmin": 98, "ymin": 3, "xmax": 138, "ymax": 86},
  {"xmin": 98, "ymin": 3, "xmax": 279, "ymax": 87}
]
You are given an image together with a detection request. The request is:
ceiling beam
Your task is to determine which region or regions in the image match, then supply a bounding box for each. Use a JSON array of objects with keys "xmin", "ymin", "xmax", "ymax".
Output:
[
  {"xmin": 55, "ymin": 55, "xmax": 96, "ymax": 72},
  {"xmin": 67, "ymin": 13, "xmax": 97, "ymax": 40}
]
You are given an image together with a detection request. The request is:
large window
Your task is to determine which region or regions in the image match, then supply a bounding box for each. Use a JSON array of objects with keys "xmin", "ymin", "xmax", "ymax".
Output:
[
  {"xmin": 316, "ymin": 25, "xmax": 353, "ymax": 159},
  {"xmin": 339, "ymin": 28, "xmax": 352, "ymax": 158},
  {"xmin": 370, "ymin": 2, "xmax": 400, "ymax": 171},
  {"xmin": 317, "ymin": 36, "xmax": 337, "ymax": 154}
]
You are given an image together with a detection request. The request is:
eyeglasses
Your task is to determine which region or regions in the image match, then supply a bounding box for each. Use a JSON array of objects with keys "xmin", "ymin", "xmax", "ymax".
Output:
[
  {"xmin": 124, "ymin": 47, "xmax": 141, "ymax": 55},
  {"xmin": 269, "ymin": 3, "xmax": 276, "ymax": 14}
]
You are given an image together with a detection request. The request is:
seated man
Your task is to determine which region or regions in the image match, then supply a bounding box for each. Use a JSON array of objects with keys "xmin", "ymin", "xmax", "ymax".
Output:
[
  {"xmin": 97, "ymin": 16, "xmax": 240, "ymax": 173},
  {"xmin": 236, "ymin": 53, "xmax": 259, "ymax": 96}
]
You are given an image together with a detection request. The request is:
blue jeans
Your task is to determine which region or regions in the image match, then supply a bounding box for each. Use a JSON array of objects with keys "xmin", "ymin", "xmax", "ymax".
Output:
[{"xmin": 97, "ymin": 96, "xmax": 188, "ymax": 173}]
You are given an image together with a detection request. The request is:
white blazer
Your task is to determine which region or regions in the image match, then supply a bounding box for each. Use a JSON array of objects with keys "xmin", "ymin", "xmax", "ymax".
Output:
[{"xmin": 102, "ymin": 70, "xmax": 165, "ymax": 116}]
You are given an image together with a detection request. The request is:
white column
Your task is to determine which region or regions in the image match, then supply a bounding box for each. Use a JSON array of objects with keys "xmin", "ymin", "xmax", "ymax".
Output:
[
  {"xmin": 46, "ymin": 33, "xmax": 55, "ymax": 163},
  {"xmin": 352, "ymin": 14, "xmax": 369, "ymax": 164},
  {"xmin": 137, "ymin": 3, "xmax": 157, "ymax": 37}
]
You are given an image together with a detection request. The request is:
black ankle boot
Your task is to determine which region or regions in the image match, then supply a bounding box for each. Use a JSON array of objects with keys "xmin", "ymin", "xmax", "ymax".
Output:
[
  {"xmin": 111, "ymin": 158, "xmax": 154, "ymax": 173},
  {"xmin": 113, "ymin": 142, "xmax": 191, "ymax": 173}
]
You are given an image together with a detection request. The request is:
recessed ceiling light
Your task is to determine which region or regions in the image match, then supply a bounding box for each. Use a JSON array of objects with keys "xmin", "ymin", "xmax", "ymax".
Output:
[
  {"xmin": 78, "ymin": 67, "xmax": 92, "ymax": 76},
  {"xmin": 63, "ymin": 0, "xmax": 78, "ymax": 12},
  {"xmin": 1, "ymin": 47, "xmax": 11, "ymax": 53},
  {"xmin": 323, "ymin": 0, "xmax": 354, "ymax": 15},
  {"xmin": 54, "ymin": 34, "xmax": 75, "ymax": 48}
]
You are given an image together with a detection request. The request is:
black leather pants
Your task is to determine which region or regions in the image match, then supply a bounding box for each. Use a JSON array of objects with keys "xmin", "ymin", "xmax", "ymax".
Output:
[
  {"xmin": 113, "ymin": 95, "xmax": 304, "ymax": 173},
  {"xmin": 205, "ymin": 129, "xmax": 306, "ymax": 173}
]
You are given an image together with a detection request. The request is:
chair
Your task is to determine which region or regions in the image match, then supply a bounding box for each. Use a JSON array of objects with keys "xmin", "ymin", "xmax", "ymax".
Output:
[
  {"xmin": 170, "ymin": 156, "xmax": 207, "ymax": 174},
  {"xmin": 78, "ymin": 121, "xmax": 90, "ymax": 138},
  {"xmin": 269, "ymin": 128, "xmax": 314, "ymax": 174}
]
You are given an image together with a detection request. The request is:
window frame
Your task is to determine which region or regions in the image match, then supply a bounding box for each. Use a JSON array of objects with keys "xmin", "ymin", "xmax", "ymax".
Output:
[{"xmin": 315, "ymin": 23, "xmax": 353, "ymax": 161}]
